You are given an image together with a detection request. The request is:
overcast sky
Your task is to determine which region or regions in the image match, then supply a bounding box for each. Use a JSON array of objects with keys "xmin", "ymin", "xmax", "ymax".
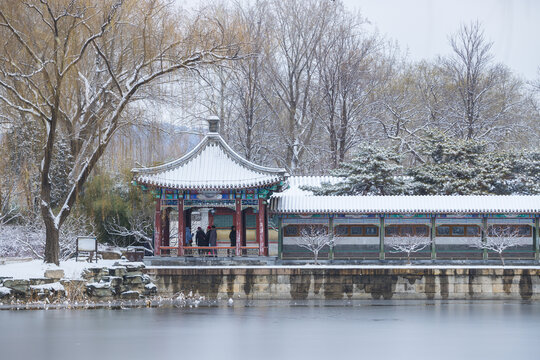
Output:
[
  {"xmin": 346, "ymin": 0, "xmax": 539, "ymax": 80},
  {"xmin": 184, "ymin": 0, "xmax": 539, "ymax": 80}
]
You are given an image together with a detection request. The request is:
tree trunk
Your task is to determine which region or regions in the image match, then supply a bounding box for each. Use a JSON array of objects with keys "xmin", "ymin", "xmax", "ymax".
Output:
[
  {"xmin": 500, "ymin": 252, "xmax": 505, "ymax": 266},
  {"xmin": 44, "ymin": 217, "xmax": 60, "ymax": 265},
  {"xmin": 313, "ymin": 251, "xmax": 318, "ymax": 265}
]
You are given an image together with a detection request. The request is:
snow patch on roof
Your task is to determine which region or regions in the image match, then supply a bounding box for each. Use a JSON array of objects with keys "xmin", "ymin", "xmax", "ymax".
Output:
[{"xmin": 276, "ymin": 176, "xmax": 341, "ymax": 196}]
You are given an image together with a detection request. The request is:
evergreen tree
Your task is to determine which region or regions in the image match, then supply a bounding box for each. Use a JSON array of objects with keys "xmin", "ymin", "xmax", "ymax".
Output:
[
  {"xmin": 408, "ymin": 133, "xmax": 515, "ymax": 195},
  {"xmin": 306, "ymin": 144, "xmax": 405, "ymax": 195},
  {"xmin": 78, "ymin": 172, "xmax": 154, "ymax": 245},
  {"xmin": 509, "ymin": 151, "xmax": 540, "ymax": 194}
]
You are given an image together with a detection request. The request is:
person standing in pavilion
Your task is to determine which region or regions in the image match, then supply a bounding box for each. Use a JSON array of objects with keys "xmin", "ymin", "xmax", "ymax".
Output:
[
  {"xmin": 196, "ymin": 226, "xmax": 206, "ymax": 255},
  {"xmin": 209, "ymin": 225, "xmax": 218, "ymax": 257},
  {"xmin": 228, "ymin": 226, "xmax": 236, "ymax": 256},
  {"xmin": 185, "ymin": 226, "xmax": 193, "ymax": 246},
  {"xmin": 204, "ymin": 226, "xmax": 212, "ymax": 256}
]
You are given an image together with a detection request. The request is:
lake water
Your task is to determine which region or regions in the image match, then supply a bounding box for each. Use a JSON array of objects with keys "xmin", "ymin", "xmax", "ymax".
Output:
[{"xmin": 0, "ymin": 301, "xmax": 538, "ymax": 360}]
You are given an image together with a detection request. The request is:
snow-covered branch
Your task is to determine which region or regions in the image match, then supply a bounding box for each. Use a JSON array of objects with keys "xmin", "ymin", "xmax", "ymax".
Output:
[
  {"xmin": 469, "ymin": 226, "xmax": 530, "ymax": 265},
  {"xmin": 386, "ymin": 235, "xmax": 431, "ymax": 264},
  {"xmin": 296, "ymin": 225, "xmax": 334, "ymax": 264},
  {"xmin": 104, "ymin": 214, "xmax": 153, "ymax": 254}
]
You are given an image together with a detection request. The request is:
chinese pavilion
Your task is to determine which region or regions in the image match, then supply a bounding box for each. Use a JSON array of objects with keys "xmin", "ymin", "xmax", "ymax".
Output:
[{"xmin": 132, "ymin": 117, "xmax": 287, "ymax": 256}]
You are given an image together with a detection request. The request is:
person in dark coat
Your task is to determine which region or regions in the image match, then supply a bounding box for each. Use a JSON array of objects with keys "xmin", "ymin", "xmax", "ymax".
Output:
[
  {"xmin": 196, "ymin": 227, "xmax": 206, "ymax": 255},
  {"xmin": 228, "ymin": 226, "xmax": 236, "ymax": 256},
  {"xmin": 204, "ymin": 226, "xmax": 212, "ymax": 256},
  {"xmin": 209, "ymin": 225, "xmax": 217, "ymax": 256}
]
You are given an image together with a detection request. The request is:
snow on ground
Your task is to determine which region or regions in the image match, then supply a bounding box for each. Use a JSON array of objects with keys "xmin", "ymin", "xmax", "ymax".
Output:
[{"xmin": 0, "ymin": 259, "xmax": 120, "ymax": 280}]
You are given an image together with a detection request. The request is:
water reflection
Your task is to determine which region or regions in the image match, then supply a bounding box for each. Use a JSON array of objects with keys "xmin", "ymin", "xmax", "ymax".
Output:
[{"xmin": 0, "ymin": 301, "xmax": 538, "ymax": 360}]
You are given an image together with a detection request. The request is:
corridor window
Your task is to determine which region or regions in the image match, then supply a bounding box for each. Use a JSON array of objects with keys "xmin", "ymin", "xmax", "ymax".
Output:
[
  {"xmin": 415, "ymin": 226, "xmax": 428, "ymax": 236},
  {"xmin": 466, "ymin": 226, "xmax": 480, "ymax": 236},
  {"xmin": 437, "ymin": 226, "xmax": 450, "ymax": 236},
  {"xmin": 365, "ymin": 226, "xmax": 378, "ymax": 236},
  {"xmin": 452, "ymin": 226, "xmax": 465, "ymax": 236},
  {"xmin": 350, "ymin": 226, "xmax": 363, "ymax": 235},
  {"xmin": 284, "ymin": 226, "xmax": 299, "ymax": 237},
  {"xmin": 335, "ymin": 226, "xmax": 348, "ymax": 236}
]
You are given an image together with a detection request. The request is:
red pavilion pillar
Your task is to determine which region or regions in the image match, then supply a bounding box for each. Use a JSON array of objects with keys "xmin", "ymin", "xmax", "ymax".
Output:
[
  {"xmin": 178, "ymin": 198, "xmax": 185, "ymax": 256},
  {"xmin": 154, "ymin": 199, "xmax": 161, "ymax": 256},
  {"xmin": 235, "ymin": 198, "xmax": 243, "ymax": 256},
  {"xmin": 257, "ymin": 198, "xmax": 266, "ymax": 256}
]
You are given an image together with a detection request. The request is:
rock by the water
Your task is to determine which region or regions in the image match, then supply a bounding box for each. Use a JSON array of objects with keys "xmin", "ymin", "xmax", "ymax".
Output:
[
  {"xmin": 29, "ymin": 278, "xmax": 55, "ymax": 286},
  {"xmin": 3, "ymin": 279, "xmax": 30, "ymax": 295},
  {"xmin": 44, "ymin": 269, "xmax": 65, "ymax": 280},
  {"xmin": 120, "ymin": 290, "xmax": 140, "ymax": 299},
  {"xmin": 124, "ymin": 275, "xmax": 143, "ymax": 285}
]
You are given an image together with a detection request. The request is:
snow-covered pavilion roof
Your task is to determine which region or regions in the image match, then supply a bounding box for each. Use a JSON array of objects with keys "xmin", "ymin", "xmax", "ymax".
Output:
[
  {"xmin": 271, "ymin": 178, "xmax": 540, "ymax": 214},
  {"xmin": 132, "ymin": 130, "xmax": 287, "ymax": 190}
]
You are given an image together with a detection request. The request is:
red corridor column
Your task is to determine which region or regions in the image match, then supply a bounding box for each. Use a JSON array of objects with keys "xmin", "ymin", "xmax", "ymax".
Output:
[
  {"xmin": 235, "ymin": 198, "xmax": 243, "ymax": 256},
  {"xmin": 154, "ymin": 199, "xmax": 161, "ymax": 256},
  {"xmin": 257, "ymin": 199, "xmax": 266, "ymax": 256},
  {"xmin": 178, "ymin": 198, "xmax": 185, "ymax": 256}
]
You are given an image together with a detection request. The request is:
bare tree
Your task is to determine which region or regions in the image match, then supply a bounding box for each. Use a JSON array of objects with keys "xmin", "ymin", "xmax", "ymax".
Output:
[
  {"xmin": 440, "ymin": 21, "xmax": 523, "ymax": 142},
  {"xmin": 470, "ymin": 226, "xmax": 530, "ymax": 266},
  {"xmin": 0, "ymin": 187, "xmax": 19, "ymax": 226},
  {"xmin": 297, "ymin": 225, "xmax": 334, "ymax": 264},
  {"xmin": 225, "ymin": 1, "xmax": 275, "ymax": 164},
  {"xmin": 263, "ymin": 0, "xmax": 336, "ymax": 172},
  {"xmin": 385, "ymin": 234, "xmax": 431, "ymax": 264},
  {"xmin": 0, "ymin": 0, "xmax": 239, "ymax": 264},
  {"xmin": 374, "ymin": 61, "xmax": 439, "ymax": 166},
  {"xmin": 104, "ymin": 213, "xmax": 154, "ymax": 254},
  {"xmin": 314, "ymin": 9, "xmax": 383, "ymax": 168},
  {"xmin": 4, "ymin": 211, "xmax": 94, "ymax": 261}
]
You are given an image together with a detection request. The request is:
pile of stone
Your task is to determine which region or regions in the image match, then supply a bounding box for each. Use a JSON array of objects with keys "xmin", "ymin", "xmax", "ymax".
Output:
[
  {"xmin": 0, "ymin": 269, "xmax": 66, "ymax": 301},
  {"xmin": 0, "ymin": 262, "xmax": 158, "ymax": 304},
  {"xmin": 83, "ymin": 262, "xmax": 157, "ymax": 300}
]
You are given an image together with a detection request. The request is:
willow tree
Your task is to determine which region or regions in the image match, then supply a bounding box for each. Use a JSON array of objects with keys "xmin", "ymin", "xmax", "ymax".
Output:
[{"xmin": 0, "ymin": 0, "xmax": 239, "ymax": 264}]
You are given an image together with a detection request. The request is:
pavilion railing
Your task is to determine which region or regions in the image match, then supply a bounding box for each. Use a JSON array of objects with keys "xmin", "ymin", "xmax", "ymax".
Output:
[{"xmin": 158, "ymin": 246, "xmax": 262, "ymax": 257}]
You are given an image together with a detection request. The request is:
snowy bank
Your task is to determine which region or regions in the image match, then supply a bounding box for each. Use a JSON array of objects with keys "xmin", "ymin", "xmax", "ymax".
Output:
[{"xmin": 0, "ymin": 259, "xmax": 125, "ymax": 280}]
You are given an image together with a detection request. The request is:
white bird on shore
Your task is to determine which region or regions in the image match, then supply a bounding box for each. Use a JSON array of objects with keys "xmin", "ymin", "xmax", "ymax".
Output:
[{"xmin": 228, "ymin": 298, "xmax": 234, "ymax": 306}]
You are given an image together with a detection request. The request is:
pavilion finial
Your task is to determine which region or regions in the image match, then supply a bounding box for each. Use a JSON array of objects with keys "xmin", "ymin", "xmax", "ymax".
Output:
[{"xmin": 207, "ymin": 116, "xmax": 220, "ymax": 134}]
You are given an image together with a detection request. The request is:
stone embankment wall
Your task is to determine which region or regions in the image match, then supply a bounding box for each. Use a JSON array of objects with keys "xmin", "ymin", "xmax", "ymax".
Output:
[{"xmin": 145, "ymin": 267, "xmax": 540, "ymax": 300}]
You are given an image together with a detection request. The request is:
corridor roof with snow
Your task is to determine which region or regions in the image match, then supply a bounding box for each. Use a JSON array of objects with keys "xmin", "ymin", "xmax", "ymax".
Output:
[{"xmin": 270, "ymin": 176, "xmax": 540, "ymax": 214}]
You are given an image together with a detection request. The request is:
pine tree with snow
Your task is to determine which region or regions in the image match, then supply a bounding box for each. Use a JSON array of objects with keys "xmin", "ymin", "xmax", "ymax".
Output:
[
  {"xmin": 306, "ymin": 144, "xmax": 405, "ymax": 195},
  {"xmin": 508, "ymin": 151, "xmax": 540, "ymax": 194},
  {"xmin": 408, "ymin": 132, "xmax": 515, "ymax": 195}
]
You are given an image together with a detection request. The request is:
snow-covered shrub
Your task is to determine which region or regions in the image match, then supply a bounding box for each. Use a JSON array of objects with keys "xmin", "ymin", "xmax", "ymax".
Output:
[
  {"xmin": 0, "ymin": 213, "xmax": 95, "ymax": 260},
  {"xmin": 469, "ymin": 226, "xmax": 530, "ymax": 266},
  {"xmin": 385, "ymin": 235, "xmax": 431, "ymax": 264},
  {"xmin": 296, "ymin": 225, "xmax": 335, "ymax": 264}
]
